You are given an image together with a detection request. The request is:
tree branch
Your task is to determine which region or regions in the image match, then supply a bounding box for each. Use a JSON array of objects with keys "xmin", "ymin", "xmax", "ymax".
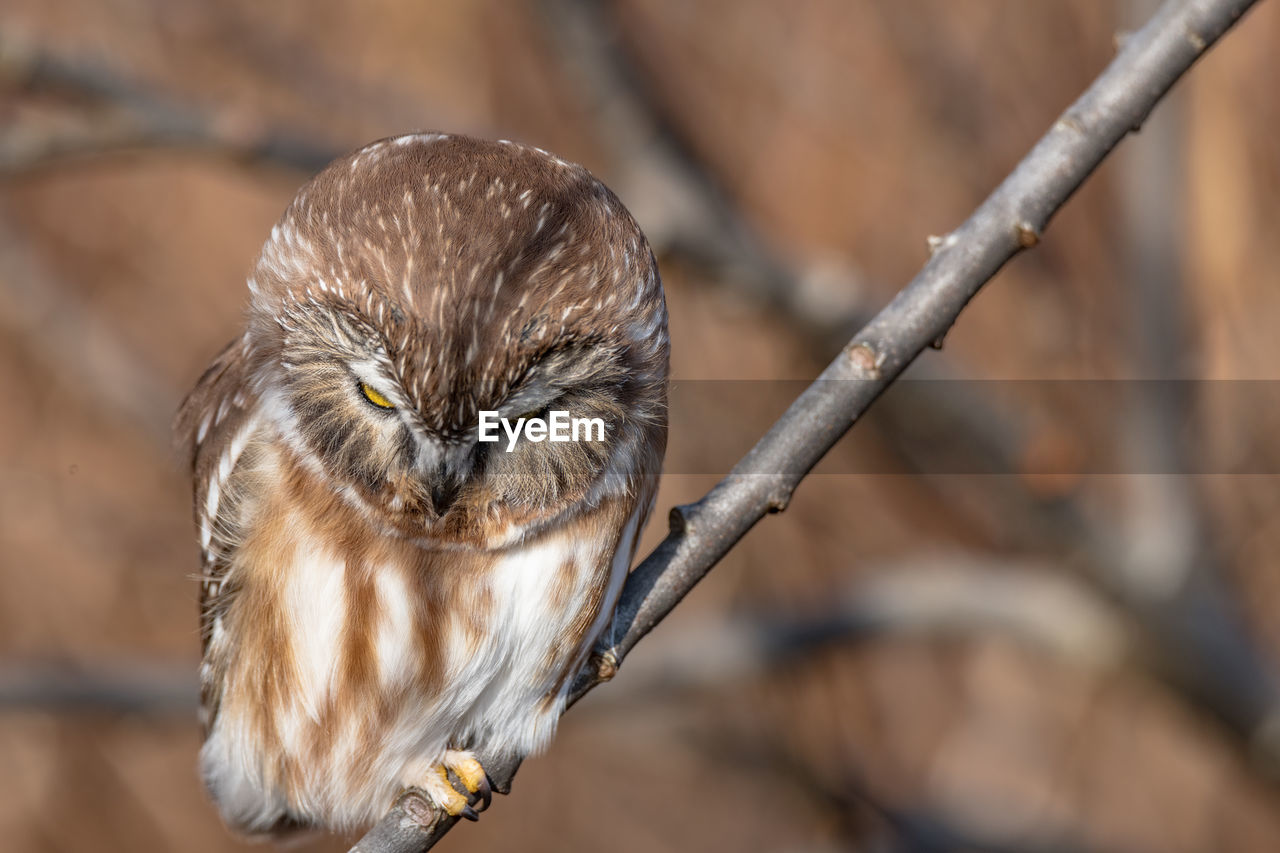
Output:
[{"xmin": 352, "ymin": 1, "xmax": 1263, "ymax": 849}]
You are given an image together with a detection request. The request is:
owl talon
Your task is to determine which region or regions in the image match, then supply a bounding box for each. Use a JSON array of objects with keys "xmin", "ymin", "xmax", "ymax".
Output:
[
  {"xmin": 426, "ymin": 769, "xmax": 472, "ymax": 818},
  {"xmin": 441, "ymin": 749, "xmax": 493, "ymax": 814},
  {"xmin": 444, "ymin": 767, "xmax": 491, "ymax": 812},
  {"xmin": 450, "ymin": 768, "xmax": 491, "ymax": 811}
]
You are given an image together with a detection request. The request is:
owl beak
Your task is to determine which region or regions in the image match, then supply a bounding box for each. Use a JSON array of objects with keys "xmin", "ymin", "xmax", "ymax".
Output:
[
  {"xmin": 416, "ymin": 439, "xmax": 469, "ymax": 518},
  {"xmin": 429, "ymin": 477, "xmax": 460, "ymax": 517}
]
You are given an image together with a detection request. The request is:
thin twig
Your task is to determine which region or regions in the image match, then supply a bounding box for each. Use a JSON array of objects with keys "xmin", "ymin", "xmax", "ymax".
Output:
[{"xmin": 350, "ymin": 1, "xmax": 1264, "ymax": 850}]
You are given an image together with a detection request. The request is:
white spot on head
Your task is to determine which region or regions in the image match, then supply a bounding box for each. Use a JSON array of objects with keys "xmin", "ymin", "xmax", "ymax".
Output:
[{"xmin": 394, "ymin": 132, "xmax": 445, "ymax": 146}]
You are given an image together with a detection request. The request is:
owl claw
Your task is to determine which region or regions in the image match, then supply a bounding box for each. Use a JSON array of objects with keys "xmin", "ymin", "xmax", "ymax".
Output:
[
  {"xmin": 475, "ymin": 774, "xmax": 492, "ymax": 811},
  {"xmin": 441, "ymin": 749, "xmax": 493, "ymax": 814}
]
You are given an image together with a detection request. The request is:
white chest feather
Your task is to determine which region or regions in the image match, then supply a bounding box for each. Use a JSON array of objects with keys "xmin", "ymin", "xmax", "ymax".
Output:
[{"xmin": 202, "ymin": 499, "xmax": 638, "ymax": 833}]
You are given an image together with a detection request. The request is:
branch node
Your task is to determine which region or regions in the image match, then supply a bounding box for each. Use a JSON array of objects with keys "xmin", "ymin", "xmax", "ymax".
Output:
[
  {"xmin": 766, "ymin": 488, "xmax": 792, "ymax": 514},
  {"xmin": 845, "ymin": 342, "xmax": 882, "ymax": 379},
  {"xmin": 1055, "ymin": 115, "xmax": 1085, "ymax": 135},
  {"xmin": 668, "ymin": 503, "xmax": 694, "ymax": 534},
  {"xmin": 925, "ymin": 233, "xmax": 955, "ymax": 256},
  {"xmin": 396, "ymin": 789, "xmax": 443, "ymax": 832},
  {"xmin": 1185, "ymin": 26, "xmax": 1207, "ymax": 51},
  {"xmin": 1015, "ymin": 222, "xmax": 1041, "ymax": 249},
  {"xmin": 590, "ymin": 648, "xmax": 620, "ymax": 683}
]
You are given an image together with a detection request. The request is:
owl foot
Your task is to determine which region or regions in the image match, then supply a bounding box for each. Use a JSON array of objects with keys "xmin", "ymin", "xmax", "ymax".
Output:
[
  {"xmin": 443, "ymin": 749, "xmax": 492, "ymax": 815},
  {"xmin": 411, "ymin": 749, "xmax": 492, "ymax": 822}
]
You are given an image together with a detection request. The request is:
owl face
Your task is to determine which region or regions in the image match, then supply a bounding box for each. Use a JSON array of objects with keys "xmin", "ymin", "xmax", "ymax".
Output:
[{"xmin": 245, "ymin": 134, "xmax": 668, "ymax": 548}]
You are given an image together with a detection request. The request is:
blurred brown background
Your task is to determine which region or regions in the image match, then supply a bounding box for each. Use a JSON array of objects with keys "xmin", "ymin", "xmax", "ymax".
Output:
[{"xmin": 3, "ymin": 1, "xmax": 1280, "ymax": 851}]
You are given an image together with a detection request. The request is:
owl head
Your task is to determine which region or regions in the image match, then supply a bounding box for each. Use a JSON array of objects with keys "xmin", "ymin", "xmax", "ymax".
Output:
[{"xmin": 241, "ymin": 133, "xmax": 668, "ymax": 547}]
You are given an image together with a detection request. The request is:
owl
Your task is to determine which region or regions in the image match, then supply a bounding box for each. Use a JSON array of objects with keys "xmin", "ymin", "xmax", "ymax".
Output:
[{"xmin": 176, "ymin": 133, "xmax": 668, "ymax": 835}]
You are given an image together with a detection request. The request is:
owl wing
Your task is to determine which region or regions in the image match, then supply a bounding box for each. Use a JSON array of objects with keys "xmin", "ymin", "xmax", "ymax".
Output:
[{"xmin": 175, "ymin": 333, "xmax": 262, "ymax": 721}]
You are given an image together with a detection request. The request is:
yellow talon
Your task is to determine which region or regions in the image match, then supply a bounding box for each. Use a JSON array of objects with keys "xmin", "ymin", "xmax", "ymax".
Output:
[
  {"xmin": 447, "ymin": 753, "xmax": 487, "ymax": 795},
  {"xmin": 442, "ymin": 749, "xmax": 492, "ymax": 814},
  {"xmin": 433, "ymin": 766, "xmax": 473, "ymax": 817},
  {"xmin": 403, "ymin": 751, "xmax": 492, "ymax": 820}
]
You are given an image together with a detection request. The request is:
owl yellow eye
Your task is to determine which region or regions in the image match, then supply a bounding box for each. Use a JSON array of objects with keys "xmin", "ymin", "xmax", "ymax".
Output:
[{"xmin": 359, "ymin": 382, "xmax": 395, "ymax": 410}]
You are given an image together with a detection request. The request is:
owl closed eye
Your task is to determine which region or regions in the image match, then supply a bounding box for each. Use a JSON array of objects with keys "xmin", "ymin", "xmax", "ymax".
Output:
[{"xmin": 177, "ymin": 132, "xmax": 667, "ymax": 835}]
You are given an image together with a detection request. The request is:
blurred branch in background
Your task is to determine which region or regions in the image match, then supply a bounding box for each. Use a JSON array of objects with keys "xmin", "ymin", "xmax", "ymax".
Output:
[
  {"xmin": 0, "ymin": 31, "xmax": 341, "ymax": 173},
  {"xmin": 736, "ymin": 740, "xmax": 1104, "ymax": 853},
  {"xmin": 535, "ymin": 0, "xmax": 872, "ymax": 350},
  {"xmin": 352, "ymin": 1, "xmax": 1268, "ymax": 850},
  {"xmin": 0, "ymin": 661, "xmax": 194, "ymax": 716},
  {"xmin": 597, "ymin": 559, "xmax": 1136, "ymax": 705},
  {"xmin": 1117, "ymin": 1, "xmax": 1204, "ymax": 631},
  {"xmin": 0, "ymin": 561, "xmax": 1131, "ymax": 722},
  {"xmin": 1095, "ymin": 0, "xmax": 1280, "ymax": 773},
  {"xmin": 0, "ymin": 211, "xmax": 177, "ymax": 444}
]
